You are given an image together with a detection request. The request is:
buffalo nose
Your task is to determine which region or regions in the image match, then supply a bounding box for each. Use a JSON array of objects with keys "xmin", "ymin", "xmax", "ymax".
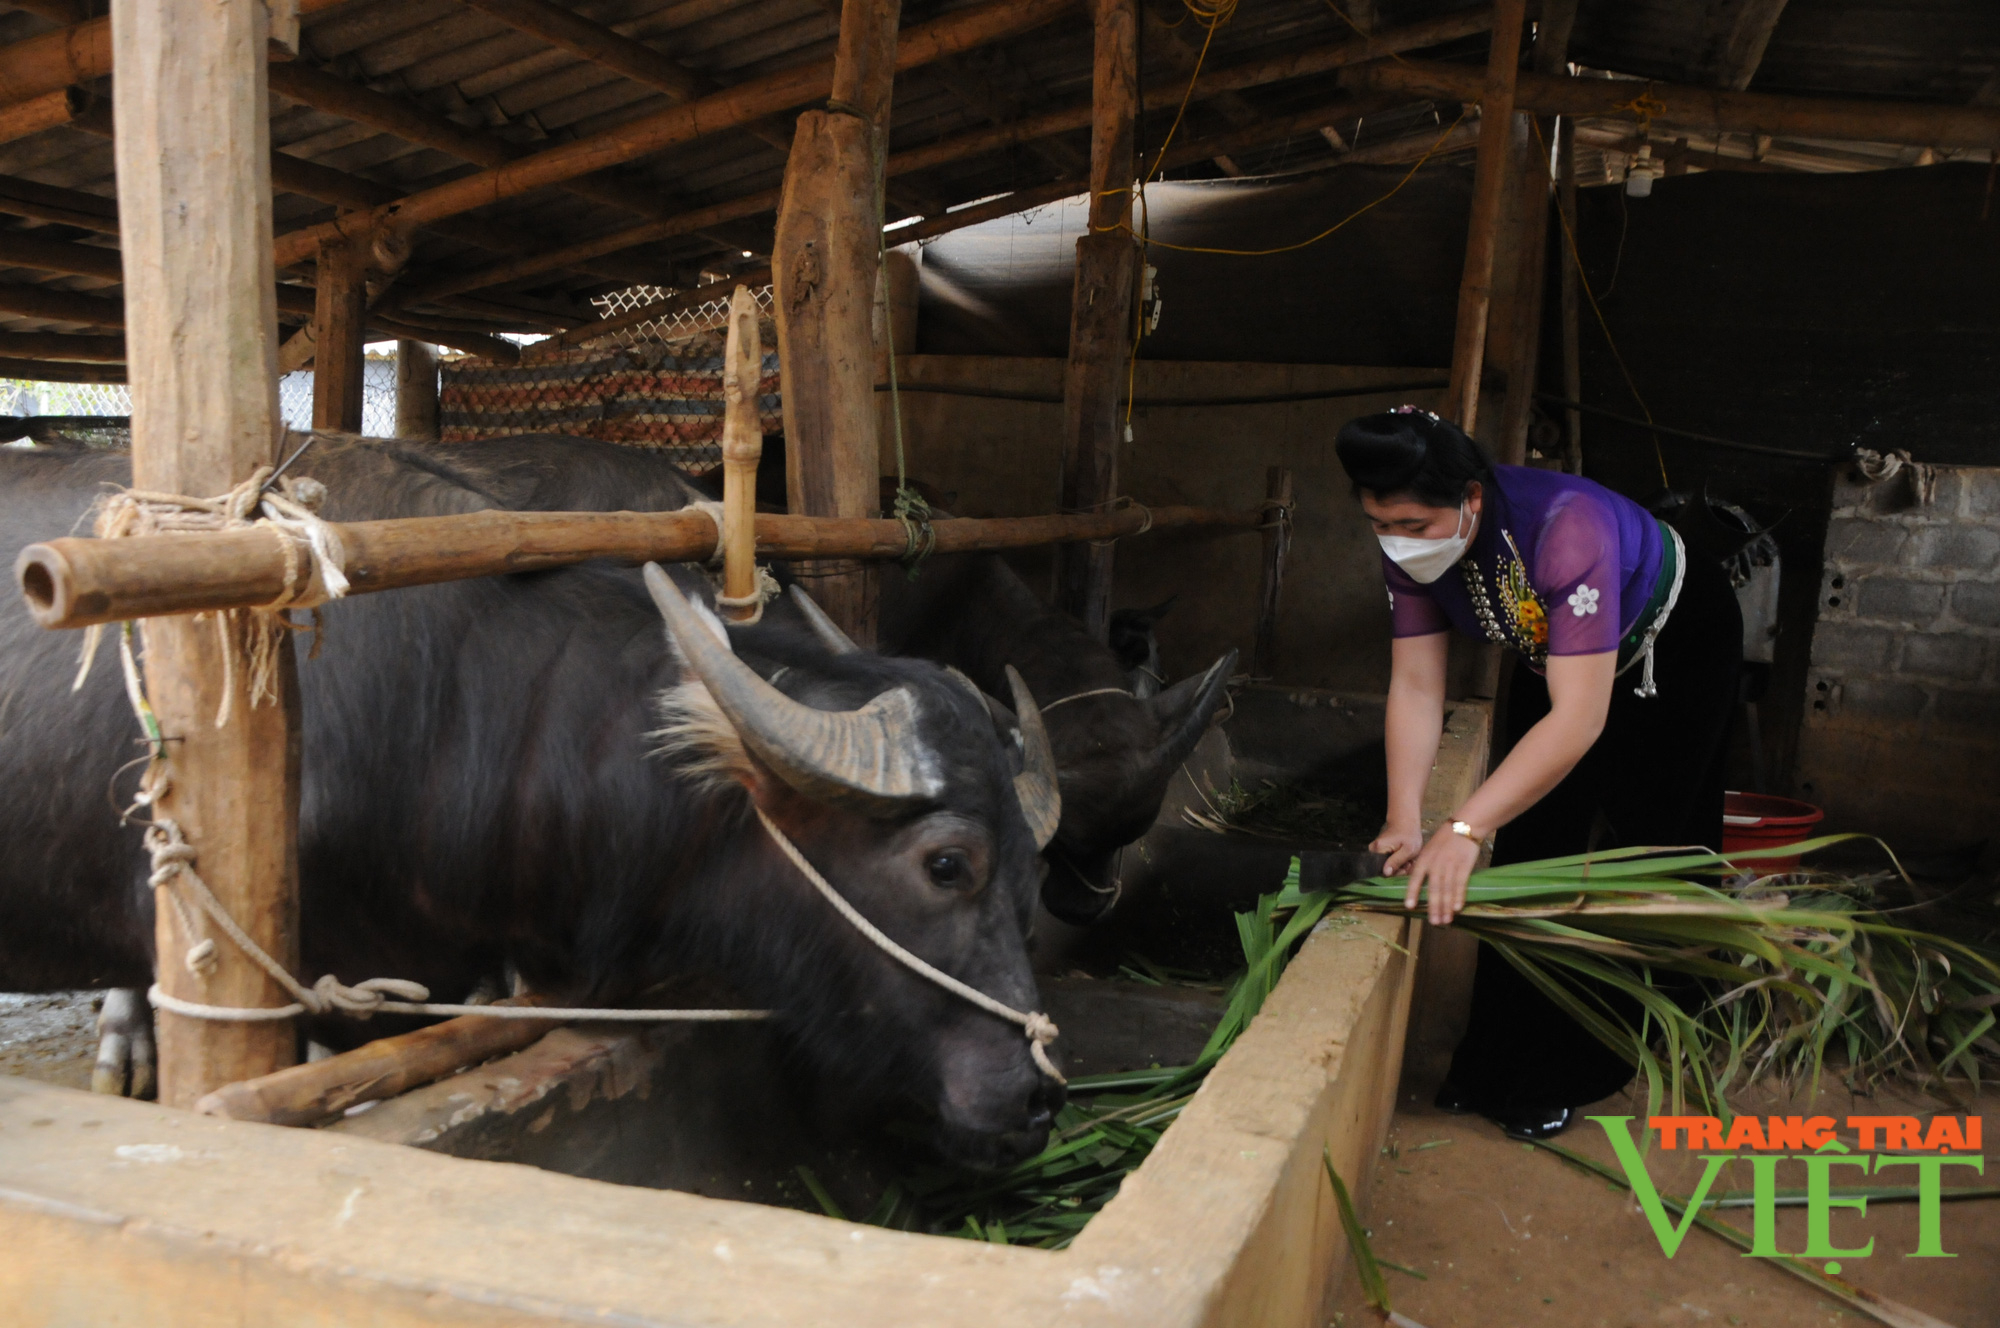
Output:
[{"xmin": 1025, "ymin": 1076, "xmax": 1067, "ymax": 1132}]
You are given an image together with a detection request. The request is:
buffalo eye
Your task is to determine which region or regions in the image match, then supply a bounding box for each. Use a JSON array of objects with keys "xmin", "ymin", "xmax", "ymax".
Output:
[{"xmin": 925, "ymin": 850, "xmax": 973, "ymax": 889}]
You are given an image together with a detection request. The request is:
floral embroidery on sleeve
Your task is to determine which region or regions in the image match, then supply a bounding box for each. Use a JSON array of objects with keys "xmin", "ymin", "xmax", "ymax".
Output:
[{"xmin": 1567, "ymin": 584, "xmax": 1600, "ymax": 617}]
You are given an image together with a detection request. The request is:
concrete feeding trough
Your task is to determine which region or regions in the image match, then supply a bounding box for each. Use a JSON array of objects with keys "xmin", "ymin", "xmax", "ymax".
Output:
[{"xmin": 0, "ymin": 697, "xmax": 1489, "ymax": 1327}]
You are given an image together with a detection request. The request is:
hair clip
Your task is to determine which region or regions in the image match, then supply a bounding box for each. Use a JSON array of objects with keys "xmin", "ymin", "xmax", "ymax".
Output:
[{"xmin": 1391, "ymin": 404, "xmax": 1441, "ymax": 422}]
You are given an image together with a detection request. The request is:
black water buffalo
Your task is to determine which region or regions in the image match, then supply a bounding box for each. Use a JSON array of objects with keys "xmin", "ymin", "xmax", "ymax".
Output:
[
  {"xmin": 355, "ymin": 435, "xmax": 1235, "ymax": 929},
  {"xmin": 0, "ymin": 437, "xmax": 1064, "ymax": 1169}
]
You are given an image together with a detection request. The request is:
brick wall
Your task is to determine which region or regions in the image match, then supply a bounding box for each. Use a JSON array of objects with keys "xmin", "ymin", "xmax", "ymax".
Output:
[{"xmin": 1796, "ymin": 464, "xmax": 2000, "ymax": 846}]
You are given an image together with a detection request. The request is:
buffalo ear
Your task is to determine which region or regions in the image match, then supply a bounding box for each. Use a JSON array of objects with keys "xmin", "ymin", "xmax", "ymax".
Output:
[{"xmin": 1146, "ymin": 649, "xmax": 1237, "ymax": 769}]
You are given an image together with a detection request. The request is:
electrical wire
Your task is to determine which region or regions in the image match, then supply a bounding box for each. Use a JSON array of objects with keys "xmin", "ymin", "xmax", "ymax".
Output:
[{"xmin": 1534, "ymin": 115, "xmax": 1670, "ymax": 489}]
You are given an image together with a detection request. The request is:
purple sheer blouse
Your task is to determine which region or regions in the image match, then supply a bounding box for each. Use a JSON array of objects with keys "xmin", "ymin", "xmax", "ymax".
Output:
[{"xmin": 1384, "ymin": 466, "xmax": 1663, "ymax": 669}]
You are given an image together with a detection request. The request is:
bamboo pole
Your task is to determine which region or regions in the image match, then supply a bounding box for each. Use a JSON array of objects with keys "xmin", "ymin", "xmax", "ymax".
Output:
[
  {"xmin": 18, "ymin": 504, "xmax": 1264, "ymax": 631},
  {"xmin": 0, "ymin": 0, "xmax": 349, "ymax": 107},
  {"xmin": 718, "ymin": 286, "xmax": 763, "ymax": 623},
  {"xmin": 1348, "ymin": 58, "xmax": 2000, "ymax": 152},
  {"xmin": 112, "ymin": 0, "xmax": 298, "ymax": 1108},
  {"xmin": 0, "ymin": 86, "xmax": 80, "ymax": 145},
  {"xmin": 1442, "ymin": 0, "xmax": 1528, "ymax": 432},
  {"xmin": 270, "ymin": 0, "xmax": 1072, "ymax": 271},
  {"xmin": 1055, "ymin": 0, "xmax": 1138, "ymax": 641},
  {"xmin": 193, "ymin": 998, "xmax": 558, "ymax": 1127}
]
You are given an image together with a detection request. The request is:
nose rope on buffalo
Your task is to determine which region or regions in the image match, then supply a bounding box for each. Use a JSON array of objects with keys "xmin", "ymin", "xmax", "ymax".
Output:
[{"xmin": 753, "ymin": 806, "xmax": 1066, "ymax": 1086}]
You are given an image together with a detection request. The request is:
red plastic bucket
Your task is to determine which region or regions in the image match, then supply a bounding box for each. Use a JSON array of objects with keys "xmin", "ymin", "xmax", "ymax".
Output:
[{"xmin": 1721, "ymin": 791, "xmax": 1825, "ymax": 872}]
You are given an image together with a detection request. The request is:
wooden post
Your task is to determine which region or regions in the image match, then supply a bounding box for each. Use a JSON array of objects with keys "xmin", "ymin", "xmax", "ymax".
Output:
[
  {"xmin": 1488, "ymin": 2, "xmax": 1572, "ymax": 463},
  {"xmin": 1556, "ymin": 116, "xmax": 1583, "ymax": 474},
  {"xmin": 112, "ymin": 0, "xmax": 299, "ymax": 1108},
  {"xmin": 312, "ymin": 236, "xmax": 367, "ymax": 432},
  {"xmin": 1250, "ymin": 466, "xmax": 1293, "ymax": 679},
  {"xmin": 395, "ymin": 339, "xmax": 439, "ymax": 440},
  {"xmin": 773, "ymin": 0, "xmax": 900, "ymax": 647},
  {"xmin": 718, "ymin": 287, "xmax": 764, "ymax": 622},
  {"xmin": 1441, "ymin": 0, "xmax": 1527, "ymax": 433},
  {"xmin": 1055, "ymin": 0, "xmax": 1138, "ymax": 639}
]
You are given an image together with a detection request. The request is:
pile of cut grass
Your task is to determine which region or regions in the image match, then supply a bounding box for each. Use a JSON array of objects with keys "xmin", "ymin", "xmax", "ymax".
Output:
[{"xmin": 824, "ymin": 838, "xmax": 1997, "ymax": 1248}]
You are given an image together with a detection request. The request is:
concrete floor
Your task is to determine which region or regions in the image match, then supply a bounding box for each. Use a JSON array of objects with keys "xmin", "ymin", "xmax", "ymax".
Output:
[
  {"xmin": 0, "ymin": 990, "xmax": 97, "ymax": 1092},
  {"xmin": 1330, "ymin": 1080, "xmax": 1997, "ymax": 1328}
]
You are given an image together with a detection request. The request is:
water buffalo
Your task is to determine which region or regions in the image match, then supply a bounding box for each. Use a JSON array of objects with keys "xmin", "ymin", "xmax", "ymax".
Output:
[
  {"xmin": 361, "ymin": 435, "xmax": 1236, "ymax": 929},
  {"xmin": 0, "ymin": 437, "xmax": 1063, "ymax": 1169}
]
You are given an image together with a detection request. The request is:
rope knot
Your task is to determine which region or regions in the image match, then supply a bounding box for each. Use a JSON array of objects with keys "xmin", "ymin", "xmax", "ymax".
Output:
[{"xmin": 310, "ymin": 973, "xmax": 433, "ymax": 1018}]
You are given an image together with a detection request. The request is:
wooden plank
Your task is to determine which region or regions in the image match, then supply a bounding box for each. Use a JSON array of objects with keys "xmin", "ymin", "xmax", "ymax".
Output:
[
  {"xmin": 394, "ymin": 338, "xmax": 439, "ymax": 439},
  {"xmin": 194, "ymin": 999, "xmax": 558, "ymax": 1127},
  {"xmin": 0, "ymin": 331, "xmax": 123, "ymax": 361},
  {"xmin": 1440, "ymin": 0, "xmax": 1527, "ymax": 432},
  {"xmin": 0, "ymin": 355, "xmax": 125, "ymax": 381},
  {"xmin": 555, "ymin": 264, "xmax": 770, "ymax": 348},
  {"xmin": 0, "ymin": 280, "xmax": 124, "ymax": 326},
  {"xmin": 311, "ymin": 237, "xmax": 368, "ymax": 431},
  {"xmin": 0, "ymin": 228, "xmax": 123, "ymax": 280},
  {"xmin": 451, "ymin": 0, "xmax": 796, "ymax": 154},
  {"xmin": 270, "ymin": 0, "xmax": 1075, "ymax": 270},
  {"xmin": 19, "ymin": 503, "xmax": 1265, "ymax": 630},
  {"xmin": 773, "ymin": 0, "xmax": 900, "ymax": 646},
  {"xmin": 1348, "ymin": 58, "xmax": 2000, "ymax": 151},
  {"xmin": 111, "ymin": 0, "xmax": 298, "ymax": 1107},
  {"xmin": 1054, "ymin": 0, "xmax": 1137, "ymax": 639},
  {"xmin": 0, "ymin": 171, "xmax": 118, "ymax": 232}
]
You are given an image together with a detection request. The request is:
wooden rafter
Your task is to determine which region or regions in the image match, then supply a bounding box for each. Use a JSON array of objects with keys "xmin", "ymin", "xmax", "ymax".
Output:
[{"xmin": 1693, "ymin": 0, "xmax": 1791, "ymax": 92}]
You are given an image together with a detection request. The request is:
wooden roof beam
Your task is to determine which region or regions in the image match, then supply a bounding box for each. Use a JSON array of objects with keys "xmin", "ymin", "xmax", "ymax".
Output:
[
  {"xmin": 0, "ymin": 0, "xmax": 349, "ymax": 107},
  {"xmin": 271, "ymin": 0, "xmax": 1078, "ymax": 268},
  {"xmin": 0, "ymin": 329, "xmax": 121, "ymax": 360},
  {"xmin": 0, "ymin": 170, "xmax": 118, "ymax": 232},
  {"xmin": 0, "ymin": 354, "xmax": 122, "ymax": 381},
  {"xmin": 389, "ymin": 7, "xmax": 1501, "ymax": 305},
  {"xmin": 449, "ymin": 0, "xmax": 799, "ymax": 157},
  {"xmin": 1346, "ymin": 59, "xmax": 2000, "ymax": 151},
  {"xmin": 1693, "ymin": 0, "xmax": 1791, "ymax": 92},
  {"xmin": 64, "ymin": 103, "xmax": 673, "ymax": 287},
  {"xmin": 267, "ymin": 60, "xmax": 758, "ymax": 260}
]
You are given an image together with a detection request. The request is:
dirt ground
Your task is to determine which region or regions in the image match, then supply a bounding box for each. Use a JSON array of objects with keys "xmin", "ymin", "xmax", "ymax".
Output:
[
  {"xmin": 1330, "ymin": 1078, "xmax": 1998, "ymax": 1328},
  {"xmin": 0, "ymin": 990, "xmax": 99, "ymax": 1092}
]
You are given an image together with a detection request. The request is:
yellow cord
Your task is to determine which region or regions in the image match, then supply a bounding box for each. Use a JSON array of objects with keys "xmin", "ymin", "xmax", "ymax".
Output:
[{"xmin": 1533, "ymin": 115, "xmax": 1670, "ymax": 489}]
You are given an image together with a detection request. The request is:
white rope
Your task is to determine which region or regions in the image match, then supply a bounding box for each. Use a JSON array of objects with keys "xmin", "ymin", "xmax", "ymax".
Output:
[
  {"xmin": 713, "ymin": 564, "xmax": 781, "ymax": 624},
  {"xmin": 143, "ymin": 814, "xmax": 769, "ymax": 1025},
  {"xmin": 685, "ymin": 499, "xmax": 727, "ymax": 565},
  {"xmin": 1040, "ymin": 686, "xmax": 1134, "ymax": 712},
  {"xmin": 1614, "ymin": 526, "xmax": 1687, "ymax": 699},
  {"xmin": 753, "ymin": 806, "xmax": 1065, "ymax": 1086}
]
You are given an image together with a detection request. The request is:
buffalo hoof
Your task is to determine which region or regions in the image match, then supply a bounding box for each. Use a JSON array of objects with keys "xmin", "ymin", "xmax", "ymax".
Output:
[{"xmin": 91, "ymin": 987, "xmax": 156, "ymax": 1099}]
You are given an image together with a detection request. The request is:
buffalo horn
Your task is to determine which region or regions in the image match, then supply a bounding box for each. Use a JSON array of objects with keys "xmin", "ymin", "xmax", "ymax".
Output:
[
  {"xmin": 644, "ymin": 563, "xmax": 943, "ymax": 810},
  {"xmin": 788, "ymin": 584, "xmax": 861, "ymax": 655},
  {"xmin": 1004, "ymin": 665, "xmax": 1062, "ymax": 850}
]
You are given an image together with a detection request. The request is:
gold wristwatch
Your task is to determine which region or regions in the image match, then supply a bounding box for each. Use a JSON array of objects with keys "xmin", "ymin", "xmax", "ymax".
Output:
[{"xmin": 1449, "ymin": 819, "xmax": 1480, "ymax": 842}]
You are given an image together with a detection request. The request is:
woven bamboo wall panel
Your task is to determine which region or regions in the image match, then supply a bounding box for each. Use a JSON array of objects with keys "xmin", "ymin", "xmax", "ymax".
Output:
[{"xmin": 439, "ymin": 336, "xmax": 781, "ymax": 473}]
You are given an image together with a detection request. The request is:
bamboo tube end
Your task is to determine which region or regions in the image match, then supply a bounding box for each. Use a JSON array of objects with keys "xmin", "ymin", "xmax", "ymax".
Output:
[{"xmin": 15, "ymin": 541, "xmax": 89, "ymax": 629}]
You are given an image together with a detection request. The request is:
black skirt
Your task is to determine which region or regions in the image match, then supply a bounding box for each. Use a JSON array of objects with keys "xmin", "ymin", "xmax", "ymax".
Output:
[{"xmin": 1444, "ymin": 553, "xmax": 1743, "ymax": 1112}]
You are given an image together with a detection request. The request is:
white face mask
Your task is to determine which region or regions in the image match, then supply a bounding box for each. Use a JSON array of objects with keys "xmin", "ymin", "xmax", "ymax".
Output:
[{"xmin": 1377, "ymin": 501, "xmax": 1474, "ymax": 584}]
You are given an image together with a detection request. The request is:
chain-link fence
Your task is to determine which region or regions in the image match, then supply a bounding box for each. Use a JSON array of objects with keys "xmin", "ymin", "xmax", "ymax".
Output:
[
  {"xmin": 0, "ymin": 349, "xmax": 401, "ymax": 449},
  {"xmin": 585, "ymin": 283, "xmax": 775, "ymax": 349}
]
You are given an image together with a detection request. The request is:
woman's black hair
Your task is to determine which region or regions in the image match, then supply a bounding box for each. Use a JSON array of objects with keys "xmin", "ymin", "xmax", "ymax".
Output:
[{"xmin": 1334, "ymin": 407, "xmax": 1495, "ymax": 507}]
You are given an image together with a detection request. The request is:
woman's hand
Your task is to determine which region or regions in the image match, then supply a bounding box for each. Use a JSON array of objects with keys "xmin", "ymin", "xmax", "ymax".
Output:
[
  {"xmin": 1370, "ymin": 822, "xmax": 1426, "ymax": 875},
  {"xmin": 1400, "ymin": 824, "xmax": 1482, "ymax": 926}
]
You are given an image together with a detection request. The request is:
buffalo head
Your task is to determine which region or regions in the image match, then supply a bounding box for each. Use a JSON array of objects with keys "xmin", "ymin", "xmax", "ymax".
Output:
[
  {"xmin": 1039, "ymin": 650, "xmax": 1237, "ymax": 925},
  {"xmin": 645, "ymin": 566, "xmax": 1063, "ymax": 1170}
]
